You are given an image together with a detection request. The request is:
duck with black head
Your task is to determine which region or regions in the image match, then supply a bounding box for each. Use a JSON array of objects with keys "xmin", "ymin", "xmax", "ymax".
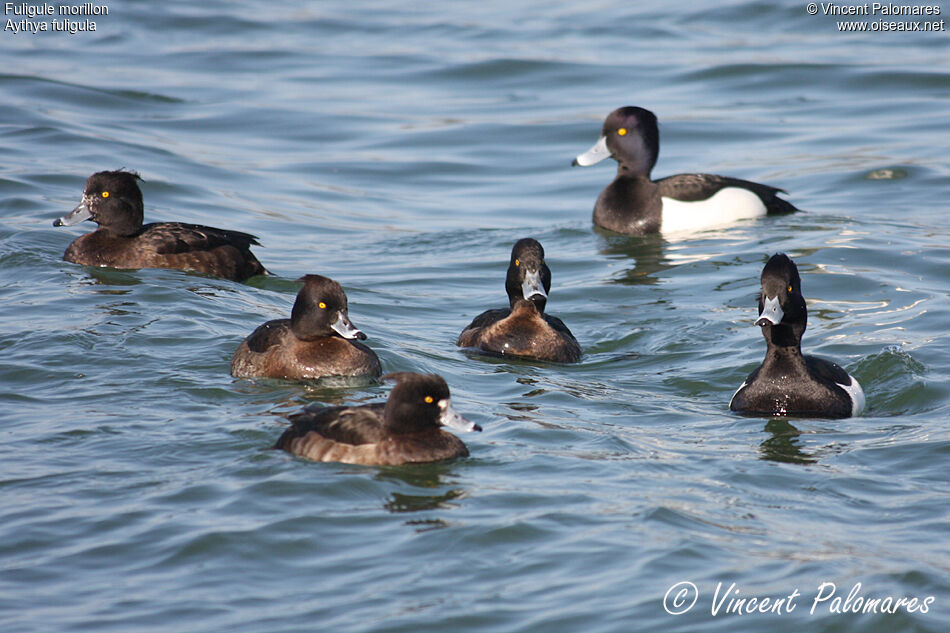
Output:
[
  {"xmin": 231, "ymin": 275, "xmax": 381, "ymax": 381},
  {"xmin": 730, "ymin": 253, "xmax": 865, "ymax": 419},
  {"xmin": 457, "ymin": 238, "xmax": 581, "ymax": 363},
  {"xmin": 275, "ymin": 372, "xmax": 481, "ymax": 466},
  {"xmin": 572, "ymin": 106, "xmax": 799, "ymax": 235},
  {"xmin": 54, "ymin": 170, "xmax": 267, "ymax": 281}
]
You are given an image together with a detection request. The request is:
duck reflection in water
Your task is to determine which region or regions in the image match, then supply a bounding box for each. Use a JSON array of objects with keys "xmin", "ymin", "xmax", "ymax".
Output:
[
  {"xmin": 759, "ymin": 419, "xmax": 816, "ymax": 465},
  {"xmin": 597, "ymin": 232, "xmax": 671, "ymax": 287},
  {"xmin": 377, "ymin": 463, "xmax": 468, "ymax": 530}
]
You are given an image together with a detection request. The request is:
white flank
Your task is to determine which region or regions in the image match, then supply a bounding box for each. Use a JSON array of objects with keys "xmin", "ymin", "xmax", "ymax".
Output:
[
  {"xmin": 660, "ymin": 187, "xmax": 767, "ymax": 234},
  {"xmin": 840, "ymin": 374, "xmax": 866, "ymax": 417},
  {"xmin": 729, "ymin": 380, "xmax": 748, "ymax": 408}
]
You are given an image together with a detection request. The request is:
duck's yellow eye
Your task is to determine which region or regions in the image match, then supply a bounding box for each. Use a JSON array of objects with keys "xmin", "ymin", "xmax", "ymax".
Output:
[
  {"xmin": 101, "ymin": 191, "xmax": 110, "ymax": 198},
  {"xmin": 424, "ymin": 396, "xmax": 434, "ymax": 404},
  {"xmin": 787, "ymin": 286, "xmax": 793, "ymax": 293},
  {"xmin": 318, "ymin": 301, "xmax": 327, "ymax": 309},
  {"xmin": 515, "ymin": 259, "xmax": 520, "ymax": 266},
  {"xmin": 617, "ymin": 128, "xmax": 627, "ymax": 136}
]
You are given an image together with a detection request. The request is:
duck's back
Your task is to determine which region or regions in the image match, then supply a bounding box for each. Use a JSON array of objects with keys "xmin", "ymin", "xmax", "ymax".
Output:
[
  {"xmin": 458, "ymin": 305, "xmax": 581, "ymax": 363},
  {"xmin": 231, "ymin": 319, "xmax": 381, "ymax": 380},
  {"xmin": 64, "ymin": 222, "xmax": 266, "ymax": 281},
  {"xmin": 282, "ymin": 404, "xmax": 389, "ymax": 445},
  {"xmin": 231, "ymin": 319, "xmax": 295, "ymax": 378},
  {"xmin": 275, "ymin": 404, "xmax": 468, "ymax": 465},
  {"xmin": 657, "ymin": 173, "xmax": 799, "ymax": 215},
  {"xmin": 457, "ymin": 308, "xmax": 511, "ymax": 346}
]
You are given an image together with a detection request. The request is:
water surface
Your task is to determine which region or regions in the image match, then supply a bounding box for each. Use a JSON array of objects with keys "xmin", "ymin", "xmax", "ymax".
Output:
[{"xmin": 1, "ymin": 2, "xmax": 949, "ymax": 632}]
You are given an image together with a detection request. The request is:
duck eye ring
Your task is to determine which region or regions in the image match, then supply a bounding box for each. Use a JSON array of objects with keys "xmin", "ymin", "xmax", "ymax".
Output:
[
  {"xmin": 515, "ymin": 259, "xmax": 520, "ymax": 266},
  {"xmin": 424, "ymin": 396, "xmax": 434, "ymax": 404},
  {"xmin": 787, "ymin": 286, "xmax": 793, "ymax": 293},
  {"xmin": 617, "ymin": 128, "xmax": 627, "ymax": 136},
  {"xmin": 101, "ymin": 191, "xmax": 110, "ymax": 198},
  {"xmin": 318, "ymin": 301, "xmax": 327, "ymax": 309}
]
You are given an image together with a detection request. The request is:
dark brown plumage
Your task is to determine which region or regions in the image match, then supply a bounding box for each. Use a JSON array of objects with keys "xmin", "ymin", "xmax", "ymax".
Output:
[
  {"xmin": 458, "ymin": 299, "xmax": 580, "ymax": 363},
  {"xmin": 457, "ymin": 238, "xmax": 581, "ymax": 363},
  {"xmin": 231, "ymin": 275, "xmax": 381, "ymax": 381},
  {"xmin": 54, "ymin": 170, "xmax": 266, "ymax": 281},
  {"xmin": 275, "ymin": 373, "xmax": 481, "ymax": 466}
]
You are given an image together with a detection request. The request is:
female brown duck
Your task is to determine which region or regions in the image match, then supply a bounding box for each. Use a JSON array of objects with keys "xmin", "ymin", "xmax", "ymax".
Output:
[
  {"xmin": 275, "ymin": 372, "xmax": 481, "ymax": 466},
  {"xmin": 231, "ymin": 275, "xmax": 381, "ymax": 381},
  {"xmin": 54, "ymin": 170, "xmax": 266, "ymax": 281},
  {"xmin": 457, "ymin": 238, "xmax": 581, "ymax": 363}
]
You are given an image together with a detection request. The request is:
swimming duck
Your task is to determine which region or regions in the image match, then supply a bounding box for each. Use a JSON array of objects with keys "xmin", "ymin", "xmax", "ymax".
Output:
[
  {"xmin": 54, "ymin": 170, "xmax": 266, "ymax": 281},
  {"xmin": 231, "ymin": 274, "xmax": 381, "ymax": 380},
  {"xmin": 275, "ymin": 372, "xmax": 481, "ymax": 465},
  {"xmin": 457, "ymin": 238, "xmax": 581, "ymax": 363},
  {"xmin": 572, "ymin": 106, "xmax": 799, "ymax": 235},
  {"xmin": 730, "ymin": 253, "xmax": 865, "ymax": 418}
]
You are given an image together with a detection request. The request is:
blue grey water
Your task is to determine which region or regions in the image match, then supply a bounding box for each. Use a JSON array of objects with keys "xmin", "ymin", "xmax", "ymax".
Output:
[{"xmin": 1, "ymin": 1, "xmax": 949, "ymax": 631}]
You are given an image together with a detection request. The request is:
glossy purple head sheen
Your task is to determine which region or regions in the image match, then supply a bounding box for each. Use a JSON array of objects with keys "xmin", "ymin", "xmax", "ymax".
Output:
[
  {"xmin": 54, "ymin": 170, "xmax": 145, "ymax": 236},
  {"xmin": 382, "ymin": 372, "xmax": 481, "ymax": 434},
  {"xmin": 290, "ymin": 275, "xmax": 366, "ymax": 341},
  {"xmin": 505, "ymin": 238, "xmax": 552, "ymax": 312},
  {"xmin": 573, "ymin": 106, "xmax": 660, "ymax": 177}
]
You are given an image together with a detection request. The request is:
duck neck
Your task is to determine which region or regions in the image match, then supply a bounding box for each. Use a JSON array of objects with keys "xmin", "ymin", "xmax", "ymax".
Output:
[
  {"xmin": 383, "ymin": 400, "xmax": 432, "ymax": 435},
  {"xmin": 102, "ymin": 199, "xmax": 145, "ymax": 237},
  {"xmin": 616, "ymin": 162, "xmax": 652, "ymax": 181},
  {"xmin": 761, "ymin": 324, "xmax": 807, "ymax": 372}
]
